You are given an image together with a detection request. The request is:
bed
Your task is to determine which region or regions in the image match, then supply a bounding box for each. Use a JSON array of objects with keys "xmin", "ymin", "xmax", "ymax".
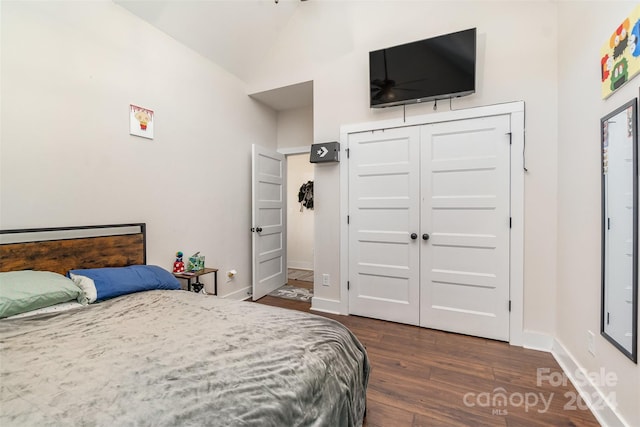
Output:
[{"xmin": 0, "ymin": 224, "xmax": 369, "ymax": 427}]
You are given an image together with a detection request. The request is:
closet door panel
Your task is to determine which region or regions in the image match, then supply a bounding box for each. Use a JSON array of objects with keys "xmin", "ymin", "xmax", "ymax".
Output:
[
  {"xmin": 420, "ymin": 115, "xmax": 511, "ymax": 341},
  {"xmin": 348, "ymin": 127, "xmax": 421, "ymax": 325}
]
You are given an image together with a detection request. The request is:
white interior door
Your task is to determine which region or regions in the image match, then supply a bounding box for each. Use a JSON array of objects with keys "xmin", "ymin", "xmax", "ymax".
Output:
[
  {"xmin": 420, "ymin": 115, "xmax": 511, "ymax": 341},
  {"xmin": 348, "ymin": 127, "xmax": 421, "ymax": 325},
  {"xmin": 252, "ymin": 144, "xmax": 287, "ymax": 300}
]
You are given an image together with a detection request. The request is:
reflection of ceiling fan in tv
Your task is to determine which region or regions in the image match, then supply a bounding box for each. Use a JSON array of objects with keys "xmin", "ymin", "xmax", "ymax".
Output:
[{"xmin": 370, "ymin": 51, "xmax": 422, "ymax": 103}]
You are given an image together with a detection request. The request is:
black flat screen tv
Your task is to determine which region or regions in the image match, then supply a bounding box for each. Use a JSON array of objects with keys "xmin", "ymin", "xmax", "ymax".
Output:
[{"xmin": 369, "ymin": 28, "xmax": 476, "ymax": 108}]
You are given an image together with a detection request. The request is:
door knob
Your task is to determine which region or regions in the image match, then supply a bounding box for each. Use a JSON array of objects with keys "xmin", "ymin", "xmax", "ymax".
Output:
[
  {"xmin": 410, "ymin": 233, "xmax": 418, "ymax": 240},
  {"xmin": 256, "ymin": 227, "xmax": 263, "ymax": 233},
  {"xmin": 422, "ymin": 233, "xmax": 430, "ymax": 241}
]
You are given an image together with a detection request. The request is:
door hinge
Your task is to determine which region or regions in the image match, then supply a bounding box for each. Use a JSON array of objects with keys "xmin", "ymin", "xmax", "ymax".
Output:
[
  {"xmin": 607, "ymin": 312, "xmax": 610, "ymax": 325},
  {"xmin": 507, "ymin": 132, "xmax": 512, "ymax": 144},
  {"xmin": 347, "ymin": 281, "xmax": 350, "ymax": 290},
  {"xmin": 509, "ymin": 217, "xmax": 512, "ymax": 228},
  {"xmin": 347, "ymin": 215, "xmax": 350, "ymax": 224},
  {"xmin": 508, "ymin": 300, "xmax": 511, "ymax": 312},
  {"xmin": 346, "ymin": 148, "xmax": 350, "ymax": 159}
]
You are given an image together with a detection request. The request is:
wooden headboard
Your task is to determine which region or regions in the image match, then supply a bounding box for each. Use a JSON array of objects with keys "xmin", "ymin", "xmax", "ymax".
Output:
[{"xmin": 0, "ymin": 224, "xmax": 146, "ymax": 275}]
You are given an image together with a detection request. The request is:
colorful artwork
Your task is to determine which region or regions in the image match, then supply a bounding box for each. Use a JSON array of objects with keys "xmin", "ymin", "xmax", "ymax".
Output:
[
  {"xmin": 601, "ymin": 4, "xmax": 640, "ymax": 99},
  {"xmin": 130, "ymin": 104, "xmax": 154, "ymax": 139}
]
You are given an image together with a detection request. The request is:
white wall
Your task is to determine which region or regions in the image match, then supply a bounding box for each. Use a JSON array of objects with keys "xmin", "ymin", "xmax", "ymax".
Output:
[
  {"xmin": 557, "ymin": 2, "xmax": 639, "ymax": 426},
  {"xmin": 286, "ymin": 154, "xmax": 314, "ymax": 271},
  {"xmin": 277, "ymin": 106, "xmax": 313, "ymax": 150},
  {"xmin": 0, "ymin": 1, "xmax": 277, "ymax": 298},
  {"xmin": 248, "ymin": 1, "xmax": 559, "ymax": 336}
]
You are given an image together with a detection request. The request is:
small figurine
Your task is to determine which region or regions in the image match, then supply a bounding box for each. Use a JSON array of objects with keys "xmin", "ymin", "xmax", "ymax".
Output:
[
  {"xmin": 187, "ymin": 251, "xmax": 204, "ymax": 272},
  {"xmin": 173, "ymin": 251, "xmax": 185, "ymax": 273}
]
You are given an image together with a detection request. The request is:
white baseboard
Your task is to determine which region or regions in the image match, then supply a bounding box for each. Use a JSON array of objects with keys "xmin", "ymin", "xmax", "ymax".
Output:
[
  {"xmin": 522, "ymin": 330, "xmax": 554, "ymax": 352},
  {"xmin": 287, "ymin": 262, "xmax": 313, "ymax": 271},
  {"xmin": 218, "ymin": 285, "xmax": 252, "ymax": 301},
  {"xmin": 310, "ymin": 296, "xmax": 343, "ymax": 315},
  {"xmin": 551, "ymin": 338, "xmax": 629, "ymax": 427}
]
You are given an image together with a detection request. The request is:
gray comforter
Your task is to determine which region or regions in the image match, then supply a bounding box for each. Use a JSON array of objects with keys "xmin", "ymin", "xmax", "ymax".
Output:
[{"xmin": 0, "ymin": 290, "xmax": 369, "ymax": 426}]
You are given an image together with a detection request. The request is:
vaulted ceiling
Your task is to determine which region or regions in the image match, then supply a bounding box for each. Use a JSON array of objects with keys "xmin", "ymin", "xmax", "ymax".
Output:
[
  {"xmin": 115, "ymin": 0, "xmax": 311, "ymax": 110},
  {"xmin": 115, "ymin": 0, "xmax": 301, "ymax": 82}
]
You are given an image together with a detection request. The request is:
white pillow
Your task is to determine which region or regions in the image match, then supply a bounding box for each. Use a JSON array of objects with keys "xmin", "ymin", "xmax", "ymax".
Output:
[{"xmin": 69, "ymin": 273, "xmax": 97, "ymax": 304}]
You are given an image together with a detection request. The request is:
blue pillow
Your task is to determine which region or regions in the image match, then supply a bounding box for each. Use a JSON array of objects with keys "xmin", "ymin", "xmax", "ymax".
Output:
[{"xmin": 67, "ymin": 265, "xmax": 180, "ymax": 301}]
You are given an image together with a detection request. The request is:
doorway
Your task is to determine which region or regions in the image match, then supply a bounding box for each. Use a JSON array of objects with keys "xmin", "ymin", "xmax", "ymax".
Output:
[
  {"xmin": 286, "ymin": 153, "xmax": 314, "ymax": 293},
  {"xmin": 347, "ymin": 116, "xmax": 511, "ymax": 340},
  {"xmin": 340, "ymin": 102, "xmax": 525, "ymax": 345}
]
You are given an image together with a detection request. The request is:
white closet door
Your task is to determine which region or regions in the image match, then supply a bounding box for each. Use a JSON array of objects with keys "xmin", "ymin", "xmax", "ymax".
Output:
[
  {"xmin": 348, "ymin": 127, "xmax": 421, "ymax": 325},
  {"xmin": 420, "ymin": 115, "xmax": 511, "ymax": 341}
]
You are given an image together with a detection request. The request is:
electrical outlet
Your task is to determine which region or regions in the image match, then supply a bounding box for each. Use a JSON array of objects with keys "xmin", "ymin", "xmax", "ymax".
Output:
[
  {"xmin": 587, "ymin": 330, "xmax": 596, "ymax": 356},
  {"xmin": 322, "ymin": 274, "xmax": 330, "ymax": 286}
]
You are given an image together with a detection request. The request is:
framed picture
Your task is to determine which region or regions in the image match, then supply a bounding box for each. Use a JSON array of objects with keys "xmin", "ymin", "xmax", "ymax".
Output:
[
  {"xmin": 130, "ymin": 104, "xmax": 154, "ymax": 139},
  {"xmin": 600, "ymin": 4, "xmax": 640, "ymax": 99}
]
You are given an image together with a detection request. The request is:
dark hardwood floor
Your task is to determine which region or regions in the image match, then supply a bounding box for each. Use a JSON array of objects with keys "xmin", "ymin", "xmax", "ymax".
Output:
[{"xmin": 256, "ymin": 294, "xmax": 600, "ymax": 427}]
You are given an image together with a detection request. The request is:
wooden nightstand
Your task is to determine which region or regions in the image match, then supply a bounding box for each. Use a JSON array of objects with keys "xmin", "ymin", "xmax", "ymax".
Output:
[{"xmin": 173, "ymin": 268, "xmax": 218, "ymax": 295}]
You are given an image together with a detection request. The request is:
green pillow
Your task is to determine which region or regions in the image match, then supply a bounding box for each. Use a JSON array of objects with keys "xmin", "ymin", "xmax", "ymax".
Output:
[{"xmin": 0, "ymin": 271, "xmax": 82, "ymax": 318}]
